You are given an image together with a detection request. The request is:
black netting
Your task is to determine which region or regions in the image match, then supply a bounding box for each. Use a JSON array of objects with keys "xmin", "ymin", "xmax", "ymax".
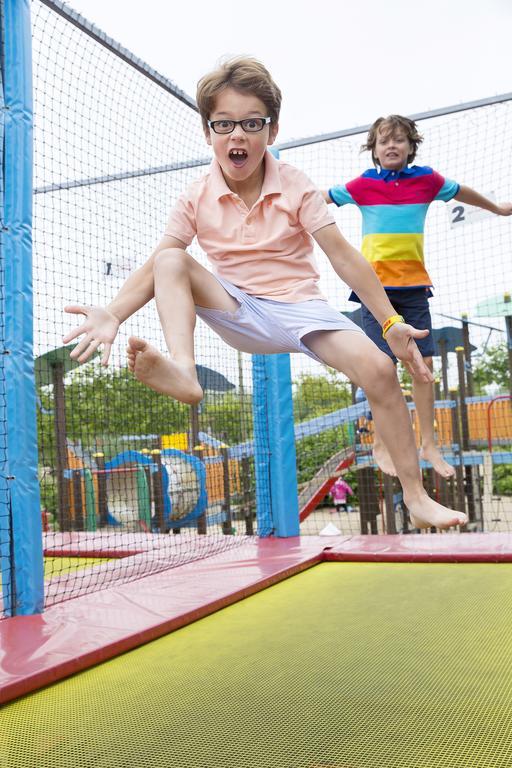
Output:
[
  {"xmin": 32, "ymin": 0, "xmax": 259, "ymax": 608},
  {"xmin": 284, "ymin": 106, "xmax": 512, "ymax": 536},
  {"xmin": 3, "ymin": 1, "xmax": 510, "ymax": 618}
]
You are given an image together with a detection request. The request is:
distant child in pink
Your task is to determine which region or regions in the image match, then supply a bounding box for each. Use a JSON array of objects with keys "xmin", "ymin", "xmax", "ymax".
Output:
[{"xmin": 330, "ymin": 477, "xmax": 354, "ymax": 513}]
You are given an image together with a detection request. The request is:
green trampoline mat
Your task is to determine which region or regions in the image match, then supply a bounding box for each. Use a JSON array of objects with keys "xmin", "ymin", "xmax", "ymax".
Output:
[{"xmin": 2, "ymin": 562, "xmax": 512, "ymax": 768}]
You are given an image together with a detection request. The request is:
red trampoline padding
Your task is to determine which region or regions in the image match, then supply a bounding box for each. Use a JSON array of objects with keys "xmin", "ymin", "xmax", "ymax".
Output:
[
  {"xmin": 0, "ymin": 537, "xmax": 326, "ymax": 705},
  {"xmin": 324, "ymin": 532, "xmax": 512, "ymax": 562}
]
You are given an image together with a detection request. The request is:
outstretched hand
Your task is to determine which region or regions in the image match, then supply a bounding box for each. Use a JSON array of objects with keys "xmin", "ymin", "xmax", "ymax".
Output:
[
  {"xmin": 385, "ymin": 322, "xmax": 434, "ymax": 383},
  {"xmin": 496, "ymin": 202, "xmax": 512, "ymax": 216},
  {"xmin": 63, "ymin": 305, "xmax": 120, "ymax": 366}
]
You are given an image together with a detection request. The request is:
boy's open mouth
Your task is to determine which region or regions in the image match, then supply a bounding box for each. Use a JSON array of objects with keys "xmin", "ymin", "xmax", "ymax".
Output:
[{"xmin": 229, "ymin": 148, "xmax": 248, "ymax": 167}]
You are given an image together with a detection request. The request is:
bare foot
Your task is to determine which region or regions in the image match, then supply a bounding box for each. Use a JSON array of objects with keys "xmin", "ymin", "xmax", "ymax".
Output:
[
  {"xmin": 406, "ymin": 493, "xmax": 467, "ymax": 530},
  {"xmin": 373, "ymin": 440, "xmax": 397, "ymax": 476},
  {"xmin": 420, "ymin": 445, "xmax": 456, "ymax": 479},
  {"xmin": 127, "ymin": 337, "xmax": 203, "ymax": 405}
]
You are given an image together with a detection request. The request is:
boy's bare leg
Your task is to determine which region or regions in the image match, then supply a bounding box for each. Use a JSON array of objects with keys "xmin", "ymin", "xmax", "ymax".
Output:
[
  {"xmin": 413, "ymin": 357, "xmax": 455, "ymax": 479},
  {"xmin": 127, "ymin": 248, "xmax": 238, "ymax": 404},
  {"xmin": 304, "ymin": 330, "xmax": 467, "ymax": 529},
  {"xmin": 365, "ymin": 352, "xmax": 399, "ymax": 476},
  {"xmin": 372, "ymin": 425, "xmax": 398, "ymax": 476}
]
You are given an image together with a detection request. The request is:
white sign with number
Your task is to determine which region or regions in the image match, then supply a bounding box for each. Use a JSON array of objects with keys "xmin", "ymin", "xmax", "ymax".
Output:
[
  {"xmin": 102, "ymin": 257, "xmax": 135, "ymax": 278},
  {"xmin": 448, "ymin": 192, "xmax": 496, "ymax": 229}
]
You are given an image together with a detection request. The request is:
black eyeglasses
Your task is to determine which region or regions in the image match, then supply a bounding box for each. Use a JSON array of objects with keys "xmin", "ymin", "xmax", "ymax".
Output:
[{"xmin": 207, "ymin": 117, "xmax": 271, "ymax": 134}]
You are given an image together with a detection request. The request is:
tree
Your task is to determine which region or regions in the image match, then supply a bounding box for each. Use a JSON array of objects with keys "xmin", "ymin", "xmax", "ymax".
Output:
[
  {"xmin": 293, "ymin": 372, "xmax": 353, "ymax": 485},
  {"xmin": 200, "ymin": 390, "xmax": 253, "ymax": 445},
  {"xmin": 472, "ymin": 343, "xmax": 510, "ymax": 394},
  {"xmin": 293, "ymin": 371, "xmax": 351, "ymax": 421},
  {"xmin": 37, "ymin": 367, "xmax": 356, "ymax": 489},
  {"xmin": 37, "ymin": 365, "xmax": 190, "ymax": 463}
]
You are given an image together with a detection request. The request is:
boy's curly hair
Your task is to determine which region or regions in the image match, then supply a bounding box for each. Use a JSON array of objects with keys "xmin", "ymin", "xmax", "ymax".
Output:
[
  {"xmin": 196, "ymin": 56, "xmax": 282, "ymax": 133},
  {"xmin": 362, "ymin": 115, "xmax": 423, "ymax": 166}
]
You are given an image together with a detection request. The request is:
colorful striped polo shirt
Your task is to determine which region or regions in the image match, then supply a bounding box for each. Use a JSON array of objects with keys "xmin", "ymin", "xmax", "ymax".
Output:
[{"xmin": 329, "ymin": 165, "xmax": 459, "ymax": 291}]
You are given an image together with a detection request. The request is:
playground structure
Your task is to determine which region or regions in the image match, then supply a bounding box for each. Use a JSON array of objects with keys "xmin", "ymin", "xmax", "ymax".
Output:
[
  {"xmin": 45, "ymin": 385, "xmax": 511, "ymax": 546},
  {"xmin": 52, "ymin": 318, "xmax": 512, "ymax": 543},
  {"xmin": 295, "ymin": 298, "xmax": 512, "ymax": 537},
  {"xmin": 40, "ymin": 298, "xmax": 511, "ymax": 544},
  {"xmin": 63, "ymin": 442, "xmax": 247, "ymax": 536},
  {"xmin": 298, "ymin": 382, "xmax": 512, "ymax": 536},
  {"xmin": 1, "ymin": 3, "xmax": 512, "ymax": 767}
]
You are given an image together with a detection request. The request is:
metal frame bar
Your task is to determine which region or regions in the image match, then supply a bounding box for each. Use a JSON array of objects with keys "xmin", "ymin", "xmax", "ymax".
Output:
[
  {"xmin": 33, "ymin": 87, "xmax": 512, "ymax": 194},
  {"xmin": 276, "ymin": 91, "xmax": 512, "ymax": 151},
  {"xmin": 38, "ymin": 0, "xmax": 197, "ymax": 111}
]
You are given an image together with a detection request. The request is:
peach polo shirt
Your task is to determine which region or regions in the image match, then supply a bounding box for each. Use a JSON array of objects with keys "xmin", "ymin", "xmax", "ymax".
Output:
[{"xmin": 164, "ymin": 151, "xmax": 335, "ymax": 303}]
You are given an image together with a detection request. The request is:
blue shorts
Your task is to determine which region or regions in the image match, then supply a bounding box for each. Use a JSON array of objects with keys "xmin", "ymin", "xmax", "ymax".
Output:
[{"xmin": 360, "ymin": 288, "xmax": 435, "ymax": 363}]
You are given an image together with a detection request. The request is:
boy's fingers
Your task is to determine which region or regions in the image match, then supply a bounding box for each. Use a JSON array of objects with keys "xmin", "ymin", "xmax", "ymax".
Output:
[
  {"xmin": 77, "ymin": 338, "xmax": 101, "ymax": 363},
  {"xmin": 406, "ymin": 344, "xmax": 433, "ymax": 382},
  {"xmin": 101, "ymin": 343, "xmax": 112, "ymax": 366},
  {"xmin": 70, "ymin": 336, "xmax": 94, "ymax": 360},
  {"xmin": 409, "ymin": 327, "xmax": 429, "ymax": 339},
  {"xmin": 64, "ymin": 305, "xmax": 89, "ymax": 316},
  {"xmin": 411, "ymin": 360, "xmax": 434, "ymax": 383},
  {"xmin": 76, "ymin": 348, "xmax": 96, "ymax": 364},
  {"xmin": 62, "ymin": 327, "xmax": 83, "ymax": 344}
]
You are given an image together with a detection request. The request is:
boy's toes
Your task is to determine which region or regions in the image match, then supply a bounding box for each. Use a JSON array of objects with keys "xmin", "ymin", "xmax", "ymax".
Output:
[{"xmin": 127, "ymin": 336, "xmax": 147, "ymax": 353}]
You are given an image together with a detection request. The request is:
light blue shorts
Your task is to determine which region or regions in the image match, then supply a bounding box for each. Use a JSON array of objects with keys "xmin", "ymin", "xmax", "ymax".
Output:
[{"xmin": 195, "ymin": 276, "xmax": 363, "ymax": 364}]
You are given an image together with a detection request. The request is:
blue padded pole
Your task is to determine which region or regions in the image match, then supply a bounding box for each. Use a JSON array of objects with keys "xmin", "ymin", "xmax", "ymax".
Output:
[
  {"xmin": 0, "ymin": 9, "xmax": 10, "ymax": 613},
  {"xmin": 252, "ymin": 353, "xmax": 299, "ymax": 537},
  {"xmin": 1, "ymin": 0, "xmax": 44, "ymax": 615},
  {"xmin": 251, "ymin": 354, "xmax": 273, "ymax": 536}
]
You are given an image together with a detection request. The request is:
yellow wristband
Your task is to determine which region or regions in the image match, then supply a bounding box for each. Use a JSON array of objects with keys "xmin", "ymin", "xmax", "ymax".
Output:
[{"xmin": 382, "ymin": 314, "xmax": 405, "ymax": 339}]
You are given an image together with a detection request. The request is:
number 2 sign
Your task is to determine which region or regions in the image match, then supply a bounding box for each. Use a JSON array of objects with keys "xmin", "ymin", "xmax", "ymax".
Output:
[{"xmin": 447, "ymin": 192, "xmax": 496, "ymax": 229}]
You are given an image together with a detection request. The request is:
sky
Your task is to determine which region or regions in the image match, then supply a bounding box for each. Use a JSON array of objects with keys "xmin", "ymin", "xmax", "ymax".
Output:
[{"xmin": 68, "ymin": 0, "xmax": 512, "ymax": 143}]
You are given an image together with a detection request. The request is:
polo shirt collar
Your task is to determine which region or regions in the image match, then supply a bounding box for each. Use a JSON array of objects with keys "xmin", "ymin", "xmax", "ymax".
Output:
[
  {"xmin": 377, "ymin": 164, "xmax": 416, "ymax": 180},
  {"xmin": 260, "ymin": 150, "xmax": 282, "ymax": 197},
  {"xmin": 209, "ymin": 150, "xmax": 282, "ymax": 201}
]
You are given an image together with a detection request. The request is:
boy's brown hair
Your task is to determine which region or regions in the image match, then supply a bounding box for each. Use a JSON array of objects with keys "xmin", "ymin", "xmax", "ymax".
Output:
[
  {"xmin": 362, "ymin": 115, "xmax": 423, "ymax": 166},
  {"xmin": 196, "ymin": 56, "xmax": 282, "ymax": 132}
]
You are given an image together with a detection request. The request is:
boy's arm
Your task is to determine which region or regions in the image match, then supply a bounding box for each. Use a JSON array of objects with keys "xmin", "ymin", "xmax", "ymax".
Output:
[
  {"xmin": 313, "ymin": 224, "xmax": 433, "ymax": 383},
  {"xmin": 322, "ymin": 190, "xmax": 334, "ymax": 204},
  {"xmin": 64, "ymin": 235, "xmax": 187, "ymax": 365},
  {"xmin": 454, "ymin": 185, "xmax": 512, "ymax": 216}
]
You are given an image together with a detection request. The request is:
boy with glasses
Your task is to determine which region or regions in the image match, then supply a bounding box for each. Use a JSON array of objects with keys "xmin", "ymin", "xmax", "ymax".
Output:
[
  {"xmin": 64, "ymin": 58, "xmax": 467, "ymax": 530},
  {"xmin": 324, "ymin": 115, "xmax": 512, "ymax": 478}
]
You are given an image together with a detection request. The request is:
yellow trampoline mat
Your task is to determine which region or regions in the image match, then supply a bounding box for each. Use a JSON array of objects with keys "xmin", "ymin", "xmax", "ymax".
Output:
[
  {"xmin": 2, "ymin": 562, "xmax": 512, "ymax": 768},
  {"xmin": 43, "ymin": 556, "xmax": 112, "ymax": 579}
]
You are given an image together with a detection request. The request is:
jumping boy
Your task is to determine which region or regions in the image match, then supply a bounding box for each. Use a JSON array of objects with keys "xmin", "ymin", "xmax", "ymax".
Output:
[
  {"xmin": 64, "ymin": 58, "xmax": 467, "ymax": 530},
  {"xmin": 324, "ymin": 115, "xmax": 512, "ymax": 478}
]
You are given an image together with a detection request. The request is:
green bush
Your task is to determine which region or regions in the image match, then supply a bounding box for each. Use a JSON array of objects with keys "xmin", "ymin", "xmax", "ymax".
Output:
[
  {"xmin": 473, "ymin": 343, "xmax": 509, "ymax": 394},
  {"xmin": 494, "ymin": 464, "xmax": 512, "ymax": 496},
  {"xmin": 40, "ymin": 473, "xmax": 57, "ymax": 515},
  {"xmin": 296, "ymin": 426, "xmax": 352, "ymax": 486}
]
